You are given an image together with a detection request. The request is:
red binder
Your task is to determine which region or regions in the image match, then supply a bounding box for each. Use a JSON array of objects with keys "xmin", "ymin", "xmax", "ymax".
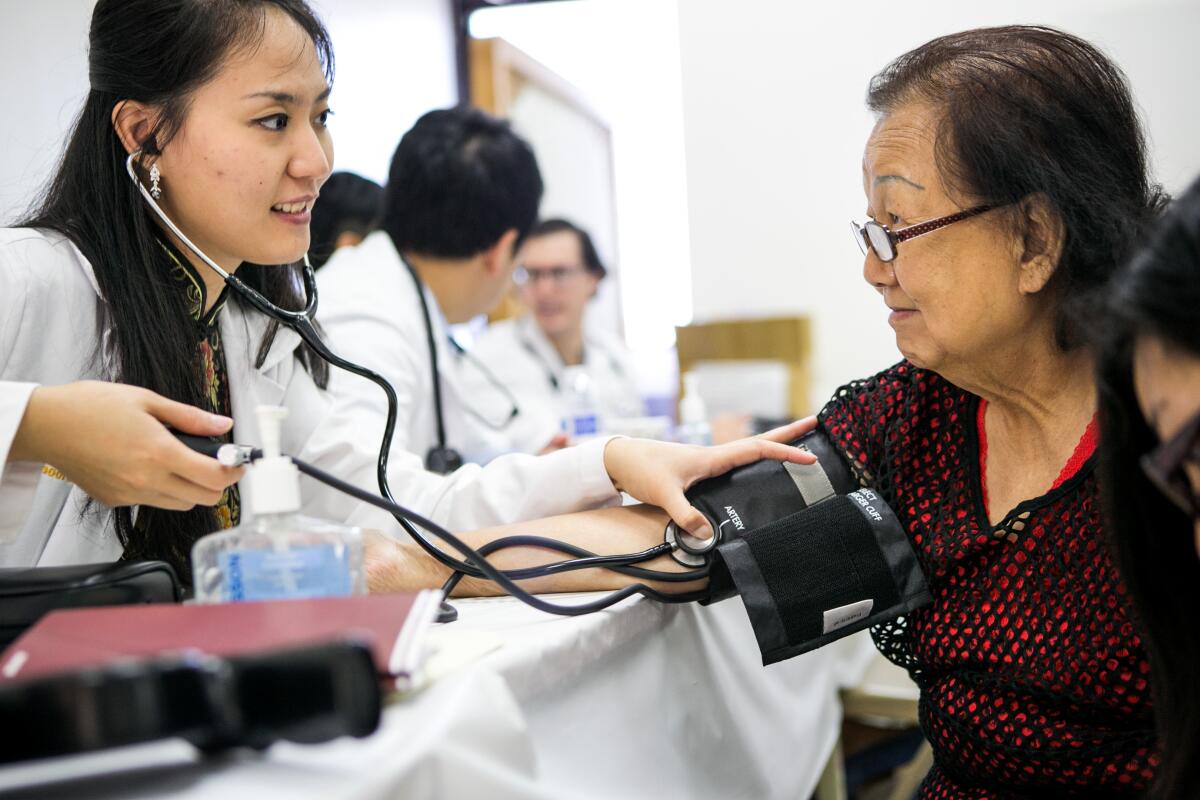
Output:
[{"xmin": 0, "ymin": 590, "xmax": 442, "ymax": 688}]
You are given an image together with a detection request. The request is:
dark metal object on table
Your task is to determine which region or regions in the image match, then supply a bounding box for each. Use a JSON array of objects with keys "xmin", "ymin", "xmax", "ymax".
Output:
[{"xmin": 0, "ymin": 641, "xmax": 381, "ymax": 764}]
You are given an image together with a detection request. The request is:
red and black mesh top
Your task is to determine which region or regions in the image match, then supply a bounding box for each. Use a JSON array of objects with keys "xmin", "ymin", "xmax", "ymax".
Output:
[{"xmin": 818, "ymin": 362, "xmax": 1157, "ymax": 799}]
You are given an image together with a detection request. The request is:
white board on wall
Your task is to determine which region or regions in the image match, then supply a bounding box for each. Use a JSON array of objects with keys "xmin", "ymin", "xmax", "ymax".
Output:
[
  {"xmin": 0, "ymin": 0, "xmax": 459, "ymax": 223},
  {"xmin": 508, "ymin": 80, "xmax": 622, "ymax": 340},
  {"xmin": 0, "ymin": 0, "xmax": 93, "ymax": 224}
]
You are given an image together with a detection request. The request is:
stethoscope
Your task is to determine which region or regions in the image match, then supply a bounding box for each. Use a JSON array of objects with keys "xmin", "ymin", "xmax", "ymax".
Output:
[
  {"xmin": 125, "ymin": 152, "xmax": 709, "ymax": 616},
  {"xmin": 445, "ymin": 336, "xmax": 522, "ymax": 429},
  {"xmin": 398, "ymin": 255, "xmax": 519, "ymax": 475},
  {"xmin": 124, "ymin": 151, "xmax": 461, "ymax": 576}
]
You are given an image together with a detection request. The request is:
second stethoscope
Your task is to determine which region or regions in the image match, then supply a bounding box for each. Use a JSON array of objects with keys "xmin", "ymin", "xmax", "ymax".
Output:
[{"xmin": 398, "ymin": 254, "xmax": 520, "ymax": 475}]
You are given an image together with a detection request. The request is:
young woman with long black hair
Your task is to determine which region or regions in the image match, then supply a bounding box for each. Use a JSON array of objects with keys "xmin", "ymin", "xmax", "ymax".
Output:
[
  {"xmin": 1094, "ymin": 177, "xmax": 1200, "ymax": 799},
  {"xmin": 0, "ymin": 0, "xmax": 814, "ymax": 586}
]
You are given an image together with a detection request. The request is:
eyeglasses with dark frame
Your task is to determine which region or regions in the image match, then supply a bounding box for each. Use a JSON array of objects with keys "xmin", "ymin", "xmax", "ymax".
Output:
[
  {"xmin": 851, "ymin": 205, "xmax": 995, "ymax": 263},
  {"xmin": 513, "ymin": 265, "xmax": 588, "ymax": 287},
  {"xmin": 1141, "ymin": 408, "xmax": 1200, "ymax": 519}
]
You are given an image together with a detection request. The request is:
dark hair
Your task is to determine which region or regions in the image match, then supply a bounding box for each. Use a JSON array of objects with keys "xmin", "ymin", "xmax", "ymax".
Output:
[
  {"xmin": 867, "ymin": 25, "xmax": 1166, "ymax": 349},
  {"xmin": 380, "ymin": 106, "xmax": 543, "ymax": 260},
  {"xmin": 308, "ymin": 171, "xmax": 382, "ymax": 269},
  {"xmin": 527, "ymin": 218, "xmax": 607, "ymax": 279},
  {"xmin": 1092, "ymin": 177, "xmax": 1200, "ymax": 799},
  {"xmin": 20, "ymin": 0, "xmax": 334, "ymax": 586}
]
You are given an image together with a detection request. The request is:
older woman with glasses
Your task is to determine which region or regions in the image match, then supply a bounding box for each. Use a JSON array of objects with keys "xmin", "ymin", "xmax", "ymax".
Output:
[
  {"xmin": 814, "ymin": 24, "xmax": 1167, "ymax": 797},
  {"xmin": 1093, "ymin": 177, "xmax": 1200, "ymax": 799},
  {"xmin": 368, "ymin": 25, "xmax": 1166, "ymax": 798}
]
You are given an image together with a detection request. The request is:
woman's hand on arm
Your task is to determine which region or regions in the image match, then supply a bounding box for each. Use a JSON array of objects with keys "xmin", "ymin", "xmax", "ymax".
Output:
[
  {"xmin": 9, "ymin": 381, "xmax": 243, "ymax": 510},
  {"xmin": 603, "ymin": 417, "xmax": 819, "ymax": 540},
  {"xmin": 362, "ymin": 418, "xmax": 822, "ymax": 598}
]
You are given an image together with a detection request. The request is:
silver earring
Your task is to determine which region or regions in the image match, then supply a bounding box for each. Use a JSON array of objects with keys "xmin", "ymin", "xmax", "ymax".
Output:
[{"xmin": 149, "ymin": 162, "xmax": 162, "ymax": 200}]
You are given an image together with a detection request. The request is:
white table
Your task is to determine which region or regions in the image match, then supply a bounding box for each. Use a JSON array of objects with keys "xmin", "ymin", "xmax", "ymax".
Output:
[{"xmin": 0, "ymin": 595, "xmax": 876, "ymax": 799}]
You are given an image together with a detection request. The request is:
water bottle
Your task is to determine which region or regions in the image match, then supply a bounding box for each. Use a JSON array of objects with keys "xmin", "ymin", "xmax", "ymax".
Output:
[
  {"xmin": 676, "ymin": 372, "xmax": 713, "ymax": 445},
  {"xmin": 562, "ymin": 366, "xmax": 602, "ymax": 440}
]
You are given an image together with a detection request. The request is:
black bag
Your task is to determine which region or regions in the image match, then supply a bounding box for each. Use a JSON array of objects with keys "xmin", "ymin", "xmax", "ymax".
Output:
[{"xmin": 0, "ymin": 561, "xmax": 181, "ymax": 649}]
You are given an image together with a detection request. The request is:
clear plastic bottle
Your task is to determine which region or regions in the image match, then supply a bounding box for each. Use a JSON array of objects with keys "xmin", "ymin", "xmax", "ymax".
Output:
[
  {"xmin": 191, "ymin": 406, "xmax": 365, "ymax": 603},
  {"xmin": 561, "ymin": 365, "xmax": 602, "ymax": 440},
  {"xmin": 676, "ymin": 372, "xmax": 713, "ymax": 445}
]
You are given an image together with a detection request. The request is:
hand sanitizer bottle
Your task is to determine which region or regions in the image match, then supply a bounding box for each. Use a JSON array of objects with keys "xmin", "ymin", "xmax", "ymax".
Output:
[
  {"xmin": 676, "ymin": 372, "xmax": 713, "ymax": 446},
  {"xmin": 191, "ymin": 406, "xmax": 366, "ymax": 603}
]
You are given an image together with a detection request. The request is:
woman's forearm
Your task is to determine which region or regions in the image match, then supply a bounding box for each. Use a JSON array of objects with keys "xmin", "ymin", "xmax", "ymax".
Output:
[
  {"xmin": 7, "ymin": 382, "xmax": 241, "ymax": 508},
  {"xmin": 365, "ymin": 504, "xmax": 708, "ymax": 597}
]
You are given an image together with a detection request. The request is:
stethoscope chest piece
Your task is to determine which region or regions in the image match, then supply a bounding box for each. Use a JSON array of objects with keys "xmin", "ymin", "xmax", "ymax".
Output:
[
  {"xmin": 425, "ymin": 445, "xmax": 465, "ymax": 476},
  {"xmin": 664, "ymin": 521, "xmax": 713, "ymax": 568}
]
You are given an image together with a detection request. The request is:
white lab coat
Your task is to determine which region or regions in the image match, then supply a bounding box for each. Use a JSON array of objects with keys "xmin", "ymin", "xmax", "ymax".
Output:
[
  {"xmin": 316, "ymin": 230, "xmax": 516, "ymax": 463},
  {"xmin": 0, "ymin": 228, "xmax": 619, "ymax": 567},
  {"xmin": 465, "ymin": 315, "xmax": 643, "ymax": 454}
]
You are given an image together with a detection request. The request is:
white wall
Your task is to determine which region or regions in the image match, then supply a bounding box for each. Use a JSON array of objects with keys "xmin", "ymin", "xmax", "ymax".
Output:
[
  {"xmin": 470, "ymin": 0, "xmax": 692, "ymax": 396},
  {"xmin": 0, "ymin": 0, "xmax": 457, "ymax": 222},
  {"xmin": 505, "ymin": 83, "xmax": 623, "ymax": 340},
  {"xmin": 312, "ymin": 0, "xmax": 458, "ymax": 183},
  {"xmin": 0, "ymin": 0, "xmax": 94, "ymax": 224},
  {"xmin": 677, "ymin": 0, "xmax": 1200, "ymax": 411}
]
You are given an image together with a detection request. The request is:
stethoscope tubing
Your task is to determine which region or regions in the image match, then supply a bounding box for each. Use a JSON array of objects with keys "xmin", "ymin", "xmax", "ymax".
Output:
[
  {"xmin": 127, "ymin": 151, "xmax": 469, "ymax": 576},
  {"xmin": 124, "ymin": 152, "xmax": 701, "ymax": 589}
]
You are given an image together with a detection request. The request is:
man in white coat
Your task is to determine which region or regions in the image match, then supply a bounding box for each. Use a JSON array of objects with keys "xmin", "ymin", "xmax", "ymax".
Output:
[
  {"xmin": 467, "ymin": 219, "xmax": 642, "ymax": 454},
  {"xmin": 317, "ymin": 107, "xmax": 546, "ymax": 473}
]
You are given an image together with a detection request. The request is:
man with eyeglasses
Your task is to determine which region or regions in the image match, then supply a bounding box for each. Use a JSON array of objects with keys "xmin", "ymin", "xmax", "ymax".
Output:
[{"xmin": 467, "ymin": 219, "xmax": 642, "ymax": 454}]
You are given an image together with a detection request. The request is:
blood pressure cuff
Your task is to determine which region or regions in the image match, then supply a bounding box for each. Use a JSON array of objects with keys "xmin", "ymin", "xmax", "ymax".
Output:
[
  {"xmin": 712, "ymin": 490, "xmax": 931, "ymax": 665},
  {"xmin": 683, "ymin": 428, "xmax": 859, "ymax": 601},
  {"xmin": 686, "ymin": 428, "xmax": 858, "ymax": 547}
]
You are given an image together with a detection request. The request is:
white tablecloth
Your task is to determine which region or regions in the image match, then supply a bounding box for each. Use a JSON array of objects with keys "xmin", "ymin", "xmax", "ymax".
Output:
[{"xmin": 0, "ymin": 595, "xmax": 877, "ymax": 799}]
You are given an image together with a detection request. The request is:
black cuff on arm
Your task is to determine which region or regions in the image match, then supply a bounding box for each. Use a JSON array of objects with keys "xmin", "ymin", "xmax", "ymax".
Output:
[{"xmin": 713, "ymin": 492, "xmax": 931, "ymax": 665}]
